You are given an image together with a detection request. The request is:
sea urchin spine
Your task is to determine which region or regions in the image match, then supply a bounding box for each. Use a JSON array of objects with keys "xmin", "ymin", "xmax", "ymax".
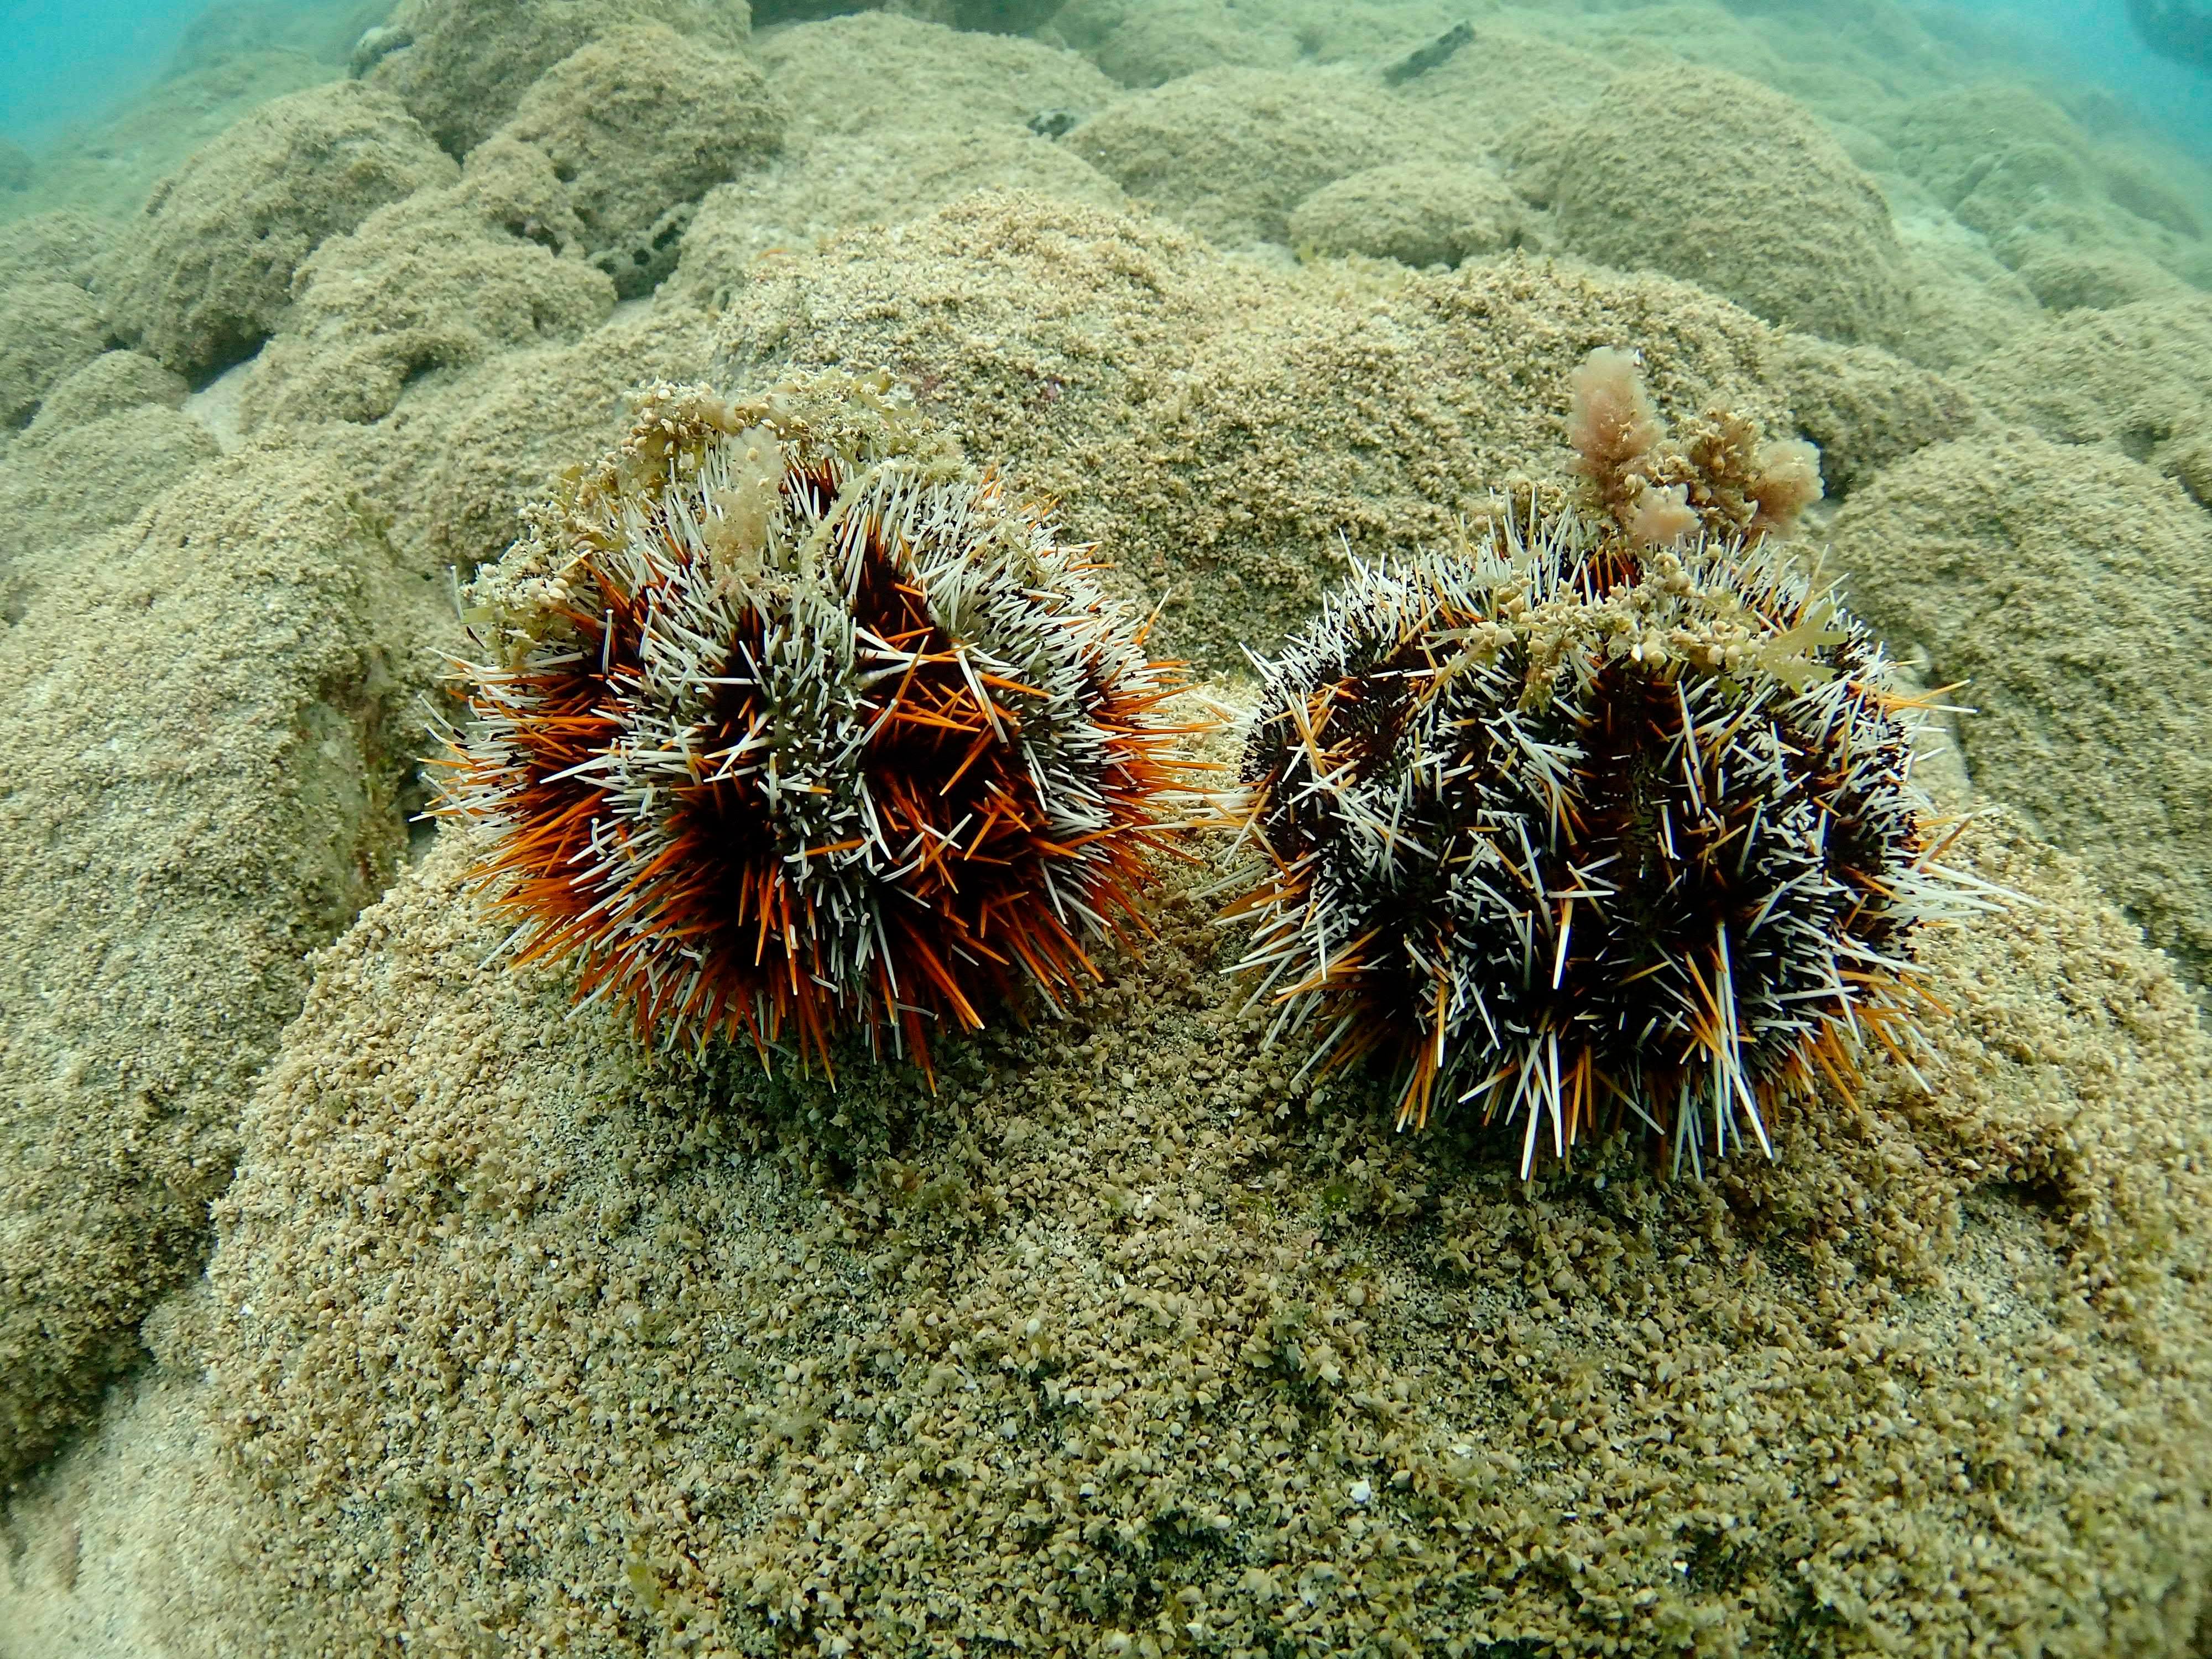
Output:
[
  {"xmin": 1228, "ymin": 358, "xmax": 1986, "ymax": 1175},
  {"xmin": 437, "ymin": 373, "xmax": 1194, "ymax": 1077}
]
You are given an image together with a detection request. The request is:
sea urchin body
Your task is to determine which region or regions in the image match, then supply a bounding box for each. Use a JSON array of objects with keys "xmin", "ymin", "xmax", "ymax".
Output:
[
  {"xmin": 438, "ymin": 373, "xmax": 1191, "ymax": 1075},
  {"xmin": 1230, "ymin": 505, "xmax": 1978, "ymax": 1175}
]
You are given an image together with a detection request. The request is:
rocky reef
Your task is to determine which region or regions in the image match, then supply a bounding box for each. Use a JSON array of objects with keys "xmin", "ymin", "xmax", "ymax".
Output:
[{"xmin": 3, "ymin": 3, "xmax": 2212, "ymax": 1654}]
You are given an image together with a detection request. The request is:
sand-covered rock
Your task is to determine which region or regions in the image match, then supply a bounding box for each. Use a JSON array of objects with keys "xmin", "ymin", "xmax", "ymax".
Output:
[
  {"xmin": 1384, "ymin": 25, "xmax": 1618, "ymax": 153},
  {"xmin": 674, "ymin": 135, "xmax": 1125, "ymax": 307},
  {"xmin": 0, "ymin": 208, "xmax": 113, "ymax": 292},
  {"xmin": 0, "ymin": 402, "xmax": 221, "ymax": 619},
  {"xmin": 0, "ymin": 279, "xmax": 110, "ymax": 427},
  {"xmin": 1957, "ymin": 296, "xmax": 2212, "ymax": 499},
  {"xmin": 1050, "ymin": 0, "xmax": 1303, "ymax": 84},
  {"xmin": 346, "ymin": 298, "xmax": 726, "ymax": 579},
  {"xmin": 1049, "ymin": 0, "xmax": 1462, "ymax": 87},
  {"xmin": 1536, "ymin": 66, "xmax": 1909, "ymax": 346},
  {"xmin": 758, "ymin": 12, "xmax": 1118, "ymax": 144},
  {"xmin": 1766, "ymin": 335, "xmax": 1978, "ymax": 497},
  {"xmin": 22, "ymin": 349, "xmax": 187, "ymax": 435},
  {"xmin": 708, "ymin": 192, "xmax": 1789, "ymax": 669},
  {"xmin": 1068, "ymin": 68, "xmax": 1434, "ymax": 246},
  {"xmin": 1, "ymin": 356, "xmax": 209, "ymax": 620},
  {"xmin": 1288, "ymin": 160, "xmax": 1527, "ymax": 269},
  {"xmin": 99, "ymin": 80, "xmax": 456, "ymax": 379},
  {"xmin": 238, "ymin": 137, "xmax": 616, "ymax": 432},
  {"xmin": 1884, "ymin": 217, "xmax": 2046, "ymax": 369},
  {"xmin": 1884, "ymin": 87, "xmax": 2212, "ymax": 289},
  {"xmin": 0, "ymin": 450, "xmax": 439, "ymax": 1491},
  {"xmin": 493, "ymin": 24, "xmax": 783, "ymax": 298},
  {"xmin": 670, "ymin": 13, "xmax": 1125, "ymax": 305},
  {"xmin": 366, "ymin": 0, "xmax": 755, "ymax": 158},
  {"xmin": 2011, "ymin": 245, "xmax": 2193, "ymax": 312},
  {"xmin": 10, "ymin": 802, "xmax": 2210, "ymax": 1655},
  {"xmin": 1830, "ymin": 434, "xmax": 2212, "ymax": 983}
]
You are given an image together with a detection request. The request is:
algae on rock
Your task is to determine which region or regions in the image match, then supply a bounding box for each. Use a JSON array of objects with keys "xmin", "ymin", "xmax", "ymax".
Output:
[
  {"xmin": 23, "ymin": 811, "xmax": 2205, "ymax": 1657},
  {"xmin": 0, "ymin": 450, "xmax": 440, "ymax": 1493},
  {"xmin": 1536, "ymin": 65, "xmax": 1910, "ymax": 345},
  {"xmin": 99, "ymin": 81, "xmax": 456, "ymax": 380},
  {"xmin": 1831, "ymin": 432, "xmax": 2212, "ymax": 986},
  {"xmin": 366, "ymin": 0, "xmax": 756, "ymax": 158},
  {"xmin": 493, "ymin": 23, "xmax": 784, "ymax": 298}
]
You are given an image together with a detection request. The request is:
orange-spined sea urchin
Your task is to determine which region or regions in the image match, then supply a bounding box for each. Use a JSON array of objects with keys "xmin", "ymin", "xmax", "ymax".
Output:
[
  {"xmin": 436, "ymin": 372, "xmax": 1193, "ymax": 1077},
  {"xmin": 1227, "ymin": 357, "xmax": 1988, "ymax": 1175}
]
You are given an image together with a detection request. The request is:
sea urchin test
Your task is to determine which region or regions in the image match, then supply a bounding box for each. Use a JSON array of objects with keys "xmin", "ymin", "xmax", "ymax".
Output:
[
  {"xmin": 1229, "ymin": 351, "xmax": 1986, "ymax": 1176},
  {"xmin": 437, "ymin": 372, "xmax": 1191, "ymax": 1076}
]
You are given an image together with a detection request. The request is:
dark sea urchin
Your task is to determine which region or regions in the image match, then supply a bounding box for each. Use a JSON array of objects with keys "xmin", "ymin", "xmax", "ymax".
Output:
[
  {"xmin": 437, "ymin": 373, "xmax": 1192, "ymax": 1076},
  {"xmin": 1229, "ymin": 352, "xmax": 1986, "ymax": 1174}
]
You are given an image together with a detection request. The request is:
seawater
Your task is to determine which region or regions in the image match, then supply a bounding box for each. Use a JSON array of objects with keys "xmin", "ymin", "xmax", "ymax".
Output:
[
  {"xmin": 1934, "ymin": 0, "xmax": 2212, "ymax": 155},
  {"xmin": 0, "ymin": 0, "xmax": 373, "ymax": 153},
  {"xmin": 2, "ymin": 0, "xmax": 2210, "ymax": 168}
]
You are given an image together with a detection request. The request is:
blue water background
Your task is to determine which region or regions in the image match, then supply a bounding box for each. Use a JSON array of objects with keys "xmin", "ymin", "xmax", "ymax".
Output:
[
  {"xmin": 0, "ymin": 0, "xmax": 2208, "ymax": 159},
  {"xmin": 0, "ymin": 0, "xmax": 214, "ymax": 149},
  {"xmin": 1933, "ymin": 0, "xmax": 2212, "ymax": 154}
]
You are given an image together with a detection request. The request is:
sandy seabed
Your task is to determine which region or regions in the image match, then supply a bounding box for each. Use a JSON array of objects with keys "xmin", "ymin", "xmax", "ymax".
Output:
[{"xmin": 3, "ymin": 2, "xmax": 2212, "ymax": 1655}]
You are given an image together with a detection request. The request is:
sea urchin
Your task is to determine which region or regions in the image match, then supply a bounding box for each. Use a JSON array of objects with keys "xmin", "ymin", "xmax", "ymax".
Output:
[
  {"xmin": 1228, "ymin": 354, "xmax": 1982, "ymax": 1174},
  {"xmin": 437, "ymin": 372, "xmax": 1192, "ymax": 1076}
]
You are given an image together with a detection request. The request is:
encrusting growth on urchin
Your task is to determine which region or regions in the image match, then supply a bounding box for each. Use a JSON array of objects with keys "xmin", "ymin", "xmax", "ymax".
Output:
[
  {"xmin": 435, "ymin": 370, "xmax": 1199, "ymax": 1078},
  {"xmin": 1568, "ymin": 346, "xmax": 1823, "ymax": 551},
  {"xmin": 1228, "ymin": 348, "xmax": 1991, "ymax": 1176}
]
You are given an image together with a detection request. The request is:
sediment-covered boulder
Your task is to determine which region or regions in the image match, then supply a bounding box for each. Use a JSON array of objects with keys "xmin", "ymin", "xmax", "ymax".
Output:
[
  {"xmin": 494, "ymin": 23, "xmax": 784, "ymax": 298},
  {"xmin": 364, "ymin": 0, "xmax": 755, "ymax": 158},
  {"xmin": 1539, "ymin": 66, "xmax": 1909, "ymax": 345},
  {"xmin": 1831, "ymin": 432, "xmax": 2212, "ymax": 981},
  {"xmin": 100, "ymin": 81, "xmax": 455, "ymax": 379},
  {"xmin": 0, "ymin": 450, "xmax": 437, "ymax": 1490}
]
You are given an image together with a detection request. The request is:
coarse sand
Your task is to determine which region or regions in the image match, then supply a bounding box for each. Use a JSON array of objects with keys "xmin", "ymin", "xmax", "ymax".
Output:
[{"xmin": 7, "ymin": 812, "xmax": 2212, "ymax": 1656}]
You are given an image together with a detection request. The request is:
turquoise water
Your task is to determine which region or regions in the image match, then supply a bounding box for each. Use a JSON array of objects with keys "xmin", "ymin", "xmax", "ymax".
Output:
[
  {"xmin": 3, "ymin": 0, "xmax": 2210, "ymax": 160},
  {"xmin": 0, "ymin": 1, "xmax": 205, "ymax": 147},
  {"xmin": 0, "ymin": 0, "xmax": 369, "ymax": 150},
  {"xmin": 1937, "ymin": 0, "xmax": 2212, "ymax": 152}
]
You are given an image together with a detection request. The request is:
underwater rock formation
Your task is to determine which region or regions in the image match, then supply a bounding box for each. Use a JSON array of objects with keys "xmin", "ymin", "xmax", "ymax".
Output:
[
  {"xmin": 1540, "ymin": 67, "xmax": 1909, "ymax": 346},
  {"xmin": 1287, "ymin": 160, "xmax": 1527, "ymax": 270},
  {"xmin": 1068, "ymin": 67, "xmax": 1437, "ymax": 246},
  {"xmin": 1767, "ymin": 334, "xmax": 1980, "ymax": 498},
  {"xmin": 0, "ymin": 394, "xmax": 220, "ymax": 619},
  {"xmin": 99, "ymin": 80, "xmax": 456, "ymax": 380},
  {"xmin": 1831, "ymin": 431, "xmax": 2212, "ymax": 986},
  {"xmin": 0, "ymin": 450, "xmax": 436, "ymax": 1491},
  {"xmin": 1883, "ymin": 86, "xmax": 2209, "ymax": 289},
  {"xmin": 21, "ymin": 349, "xmax": 186, "ymax": 434},
  {"xmin": 237, "ymin": 135, "xmax": 618, "ymax": 431},
  {"xmin": 708, "ymin": 193, "xmax": 1795, "ymax": 674},
  {"xmin": 756, "ymin": 11, "xmax": 1118, "ymax": 145},
  {"xmin": 109, "ymin": 802, "xmax": 2212, "ymax": 1657},
  {"xmin": 0, "ymin": 277, "xmax": 109, "ymax": 429},
  {"xmin": 493, "ymin": 23, "xmax": 785, "ymax": 298},
  {"xmin": 363, "ymin": 0, "xmax": 755, "ymax": 159}
]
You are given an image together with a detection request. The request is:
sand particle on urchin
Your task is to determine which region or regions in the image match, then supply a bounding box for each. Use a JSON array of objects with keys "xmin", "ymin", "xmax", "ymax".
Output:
[
  {"xmin": 436, "ymin": 371, "xmax": 1196, "ymax": 1076},
  {"xmin": 1227, "ymin": 352, "xmax": 1994, "ymax": 1175}
]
